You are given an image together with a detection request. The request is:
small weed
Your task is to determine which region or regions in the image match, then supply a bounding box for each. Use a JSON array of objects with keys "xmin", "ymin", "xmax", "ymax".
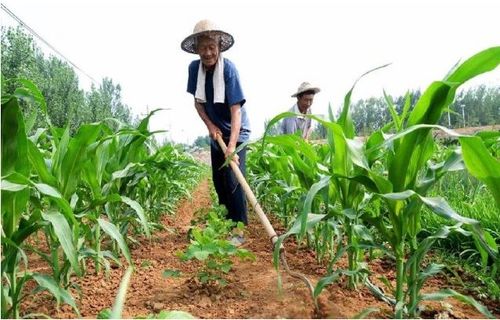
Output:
[
  {"xmin": 179, "ymin": 207, "xmax": 255, "ymax": 287},
  {"xmin": 141, "ymin": 260, "xmax": 152, "ymax": 268}
]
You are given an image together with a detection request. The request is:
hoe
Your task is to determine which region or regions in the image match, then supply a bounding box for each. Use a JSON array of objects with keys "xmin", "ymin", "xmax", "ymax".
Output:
[{"xmin": 216, "ymin": 136, "xmax": 319, "ymax": 313}]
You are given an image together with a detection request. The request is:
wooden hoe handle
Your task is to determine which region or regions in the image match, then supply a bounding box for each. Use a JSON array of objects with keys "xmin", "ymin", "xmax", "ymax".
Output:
[{"xmin": 216, "ymin": 136, "xmax": 279, "ymax": 245}]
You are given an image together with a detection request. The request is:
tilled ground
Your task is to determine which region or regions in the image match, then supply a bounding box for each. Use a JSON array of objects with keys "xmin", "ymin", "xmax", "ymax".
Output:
[{"xmin": 20, "ymin": 178, "xmax": 499, "ymax": 319}]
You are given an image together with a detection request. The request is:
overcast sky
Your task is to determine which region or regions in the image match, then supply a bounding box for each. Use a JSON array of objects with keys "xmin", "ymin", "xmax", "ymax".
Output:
[{"xmin": 2, "ymin": 0, "xmax": 499, "ymax": 144}]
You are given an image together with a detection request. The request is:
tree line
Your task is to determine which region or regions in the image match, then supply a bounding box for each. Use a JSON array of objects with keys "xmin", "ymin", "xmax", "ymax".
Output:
[
  {"xmin": 348, "ymin": 86, "xmax": 500, "ymax": 136},
  {"xmin": 1, "ymin": 26, "xmax": 134, "ymax": 133},
  {"xmin": 305, "ymin": 84, "xmax": 499, "ymax": 139}
]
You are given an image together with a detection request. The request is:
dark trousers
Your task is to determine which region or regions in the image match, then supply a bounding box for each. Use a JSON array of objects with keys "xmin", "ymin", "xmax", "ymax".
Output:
[{"xmin": 210, "ymin": 140, "xmax": 248, "ymax": 225}]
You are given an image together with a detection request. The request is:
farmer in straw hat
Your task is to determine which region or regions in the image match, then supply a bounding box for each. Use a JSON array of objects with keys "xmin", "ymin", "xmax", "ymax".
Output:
[
  {"xmin": 281, "ymin": 82, "xmax": 320, "ymax": 140},
  {"xmin": 182, "ymin": 19, "xmax": 250, "ymax": 245}
]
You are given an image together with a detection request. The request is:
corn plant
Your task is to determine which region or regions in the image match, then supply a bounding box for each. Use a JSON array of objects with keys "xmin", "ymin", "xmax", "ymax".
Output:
[
  {"xmin": 459, "ymin": 133, "xmax": 500, "ymax": 276},
  {"xmin": 1, "ymin": 91, "xmax": 81, "ymax": 318},
  {"xmin": 2, "ymin": 79, "xmax": 204, "ymax": 318},
  {"xmin": 260, "ymin": 66, "xmax": 390, "ymax": 290},
  {"xmin": 246, "ymin": 143, "xmax": 303, "ymax": 228},
  {"xmin": 354, "ymin": 47, "xmax": 500, "ymax": 318},
  {"xmin": 250, "ymin": 47, "xmax": 499, "ymax": 318}
]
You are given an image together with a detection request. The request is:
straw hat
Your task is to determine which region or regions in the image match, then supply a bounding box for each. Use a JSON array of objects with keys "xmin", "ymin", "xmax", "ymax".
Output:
[
  {"xmin": 291, "ymin": 82, "xmax": 321, "ymax": 97},
  {"xmin": 181, "ymin": 19, "xmax": 234, "ymax": 54}
]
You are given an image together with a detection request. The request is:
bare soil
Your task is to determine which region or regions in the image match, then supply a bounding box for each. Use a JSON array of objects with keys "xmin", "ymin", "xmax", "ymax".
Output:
[{"xmin": 21, "ymin": 178, "xmax": 500, "ymax": 319}]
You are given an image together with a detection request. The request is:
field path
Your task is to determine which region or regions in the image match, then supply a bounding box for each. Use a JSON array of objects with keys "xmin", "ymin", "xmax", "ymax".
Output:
[{"xmin": 22, "ymin": 178, "xmax": 498, "ymax": 318}]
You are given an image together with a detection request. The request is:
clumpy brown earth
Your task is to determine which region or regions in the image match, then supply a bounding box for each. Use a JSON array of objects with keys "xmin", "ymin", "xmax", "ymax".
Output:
[{"xmin": 21, "ymin": 178, "xmax": 499, "ymax": 319}]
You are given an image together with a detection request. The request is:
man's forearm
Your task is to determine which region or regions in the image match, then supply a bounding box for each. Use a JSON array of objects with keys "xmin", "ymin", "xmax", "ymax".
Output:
[{"xmin": 228, "ymin": 104, "xmax": 241, "ymax": 148}]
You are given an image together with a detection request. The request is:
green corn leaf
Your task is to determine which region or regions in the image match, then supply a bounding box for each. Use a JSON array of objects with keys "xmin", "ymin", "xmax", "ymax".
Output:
[
  {"xmin": 42, "ymin": 210, "xmax": 82, "ymax": 276},
  {"xmin": 352, "ymin": 224, "xmax": 373, "ymax": 242},
  {"xmin": 137, "ymin": 108, "xmax": 163, "ymax": 132},
  {"xmin": 313, "ymin": 270, "xmax": 341, "ymax": 298},
  {"xmin": 33, "ymin": 183, "xmax": 62, "ymax": 198},
  {"xmin": 445, "ymin": 46, "xmax": 500, "ymax": 84},
  {"xmin": 391, "ymin": 84, "xmax": 451, "ymax": 193},
  {"xmin": 346, "ymin": 138, "xmax": 369, "ymax": 170},
  {"xmin": 15, "ymin": 79, "xmax": 48, "ymax": 118},
  {"xmin": 1, "ymin": 97, "xmax": 30, "ymax": 237},
  {"xmin": 156, "ymin": 310, "xmax": 195, "ymax": 319},
  {"xmin": 418, "ymin": 263, "xmax": 445, "ymax": 281},
  {"xmin": 266, "ymin": 135, "xmax": 319, "ymax": 163},
  {"xmin": 110, "ymin": 266, "xmax": 134, "ymax": 320},
  {"xmin": 383, "ymin": 90, "xmax": 401, "ymax": 131},
  {"xmin": 59, "ymin": 123, "xmax": 102, "ymax": 199},
  {"xmin": 338, "ymin": 63, "xmax": 390, "ymax": 138},
  {"xmin": 273, "ymin": 213, "xmax": 327, "ymax": 267},
  {"xmin": 29, "ymin": 128, "xmax": 47, "ymax": 144},
  {"xmin": 82, "ymin": 160, "xmax": 102, "ymax": 200},
  {"xmin": 407, "ymin": 224, "xmax": 470, "ymax": 270},
  {"xmin": 111, "ymin": 162, "xmax": 140, "ymax": 180},
  {"xmin": 382, "ymin": 190, "xmax": 478, "ymax": 225},
  {"xmin": 299, "ymin": 176, "xmax": 330, "ymax": 236},
  {"xmin": 459, "ymin": 136, "xmax": 500, "ymax": 208},
  {"xmin": 314, "ymin": 269, "xmax": 367, "ymax": 298},
  {"xmin": 365, "ymin": 130, "xmax": 385, "ymax": 164},
  {"xmin": 416, "ymin": 263, "xmax": 445, "ymax": 292},
  {"xmin": 365, "ymin": 279, "xmax": 396, "ymax": 305},
  {"xmin": 32, "ymin": 273, "xmax": 79, "ymax": 315},
  {"xmin": 420, "ymin": 288, "xmax": 494, "ymax": 319},
  {"xmin": 330, "ymin": 123, "xmax": 349, "ymax": 176},
  {"xmin": 260, "ymin": 111, "xmax": 308, "ymax": 149},
  {"xmin": 1, "ymin": 180, "xmax": 27, "ymax": 192},
  {"xmin": 369, "ymin": 124, "xmax": 464, "ymax": 154},
  {"xmin": 353, "ymin": 307, "xmax": 380, "ymax": 319},
  {"xmin": 98, "ymin": 218, "xmax": 132, "ymax": 265},
  {"xmin": 52, "ymin": 125, "xmax": 70, "ymax": 180},
  {"xmin": 472, "ymin": 230, "xmax": 499, "ymax": 269},
  {"xmin": 27, "ymin": 140, "xmax": 58, "ymax": 186},
  {"xmin": 377, "ymin": 276, "xmax": 395, "ymax": 294},
  {"xmin": 418, "ymin": 196, "xmax": 478, "ymax": 225},
  {"xmin": 407, "ymin": 81, "xmax": 451, "ymax": 127},
  {"xmin": 400, "ymin": 91, "xmax": 413, "ymax": 127},
  {"xmin": 328, "ymin": 102, "xmax": 335, "ymax": 122},
  {"xmin": 121, "ymin": 196, "xmax": 150, "ymax": 238}
]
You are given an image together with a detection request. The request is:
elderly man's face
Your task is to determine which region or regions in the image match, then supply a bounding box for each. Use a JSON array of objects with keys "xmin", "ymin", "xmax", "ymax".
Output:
[
  {"xmin": 196, "ymin": 36, "xmax": 220, "ymax": 69},
  {"xmin": 297, "ymin": 93, "xmax": 315, "ymax": 113}
]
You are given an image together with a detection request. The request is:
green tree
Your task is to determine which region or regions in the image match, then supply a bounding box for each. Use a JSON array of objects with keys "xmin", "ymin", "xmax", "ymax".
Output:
[
  {"xmin": 438, "ymin": 85, "xmax": 500, "ymax": 128},
  {"xmin": 37, "ymin": 56, "xmax": 86, "ymax": 129},
  {"xmin": 1, "ymin": 26, "xmax": 44, "ymax": 126},
  {"xmin": 1, "ymin": 26, "xmax": 133, "ymax": 133},
  {"xmin": 87, "ymin": 78, "xmax": 131, "ymax": 125}
]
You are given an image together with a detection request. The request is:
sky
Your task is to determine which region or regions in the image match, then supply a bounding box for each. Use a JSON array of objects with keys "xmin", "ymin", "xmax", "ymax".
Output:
[{"xmin": 1, "ymin": 0, "xmax": 499, "ymax": 144}]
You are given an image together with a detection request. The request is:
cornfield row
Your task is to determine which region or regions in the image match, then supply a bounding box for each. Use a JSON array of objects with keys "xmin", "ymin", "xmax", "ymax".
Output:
[
  {"xmin": 247, "ymin": 47, "xmax": 500, "ymax": 318},
  {"xmin": 1, "ymin": 80, "xmax": 204, "ymax": 318},
  {"xmin": 1, "ymin": 47, "xmax": 499, "ymax": 319}
]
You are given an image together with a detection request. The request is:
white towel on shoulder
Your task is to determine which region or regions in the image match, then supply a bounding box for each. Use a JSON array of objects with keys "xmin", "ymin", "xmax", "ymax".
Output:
[{"xmin": 195, "ymin": 55, "xmax": 225, "ymax": 104}]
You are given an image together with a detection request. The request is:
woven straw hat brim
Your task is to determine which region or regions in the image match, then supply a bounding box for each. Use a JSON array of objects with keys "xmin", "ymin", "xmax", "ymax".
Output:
[
  {"xmin": 291, "ymin": 87, "xmax": 320, "ymax": 97},
  {"xmin": 181, "ymin": 30, "xmax": 234, "ymax": 54}
]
